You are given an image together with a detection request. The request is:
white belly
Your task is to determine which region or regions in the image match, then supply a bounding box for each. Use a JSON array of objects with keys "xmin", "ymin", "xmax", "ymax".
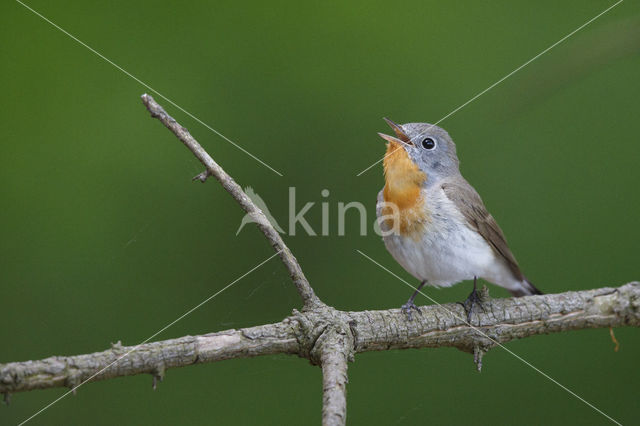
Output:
[{"xmin": 377, "ymin": 187, "xmax": 516, "ymax": 289}]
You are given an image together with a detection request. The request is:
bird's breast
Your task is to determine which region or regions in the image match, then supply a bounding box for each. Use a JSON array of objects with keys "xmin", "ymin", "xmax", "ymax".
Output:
[{"xmin": 381, "ymin": 141, "xmax": 429, "ymax": 239}]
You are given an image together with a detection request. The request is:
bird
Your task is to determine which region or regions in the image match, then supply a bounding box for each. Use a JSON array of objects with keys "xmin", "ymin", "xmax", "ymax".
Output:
[{"xmin": 375, "ymin": 118, "xmax": 541, "ymax": 320}]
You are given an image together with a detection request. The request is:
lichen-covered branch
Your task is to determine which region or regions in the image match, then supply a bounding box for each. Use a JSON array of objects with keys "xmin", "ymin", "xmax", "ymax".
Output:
[
  {"xmin": 3, "ymin": 283, "xmax": 638, "ymax": 397},
  {"xmin": 140, "ymin": 94, "xmax": 321, "ymax": 309}
]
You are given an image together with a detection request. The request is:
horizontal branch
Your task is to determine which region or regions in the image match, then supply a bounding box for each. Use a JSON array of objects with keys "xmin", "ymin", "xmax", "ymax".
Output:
[
  {"xmin": 140, "ymin": 94, "xmax": 321, "ymax": 309},
  {"xmin": 2, "ymin": 282, "xmax": 638, "ymax": 395},
  {"xmin": 0, "ymin": 321, "xmax": 298, "ymax": 394},
  {"xmin": 347, "ymin": 282, "xmax": 640, "ymax": 359}
]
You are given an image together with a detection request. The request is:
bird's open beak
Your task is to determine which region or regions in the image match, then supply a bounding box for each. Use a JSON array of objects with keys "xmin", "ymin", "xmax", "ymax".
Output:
[{"xmin": 378, "ymin": 118, "xmax": 413, "ymax": 146}]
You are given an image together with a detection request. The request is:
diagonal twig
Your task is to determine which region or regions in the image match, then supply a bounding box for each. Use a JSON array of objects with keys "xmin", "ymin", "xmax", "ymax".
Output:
[{"xmin": 140, "ymin": 94, "xmax": 322, "ymax": 309}]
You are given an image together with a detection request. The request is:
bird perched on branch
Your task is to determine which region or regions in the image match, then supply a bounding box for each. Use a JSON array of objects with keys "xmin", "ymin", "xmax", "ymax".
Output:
[{"xmin": 376, "ymin": 119, "xmax": 541, "ymax": 320}]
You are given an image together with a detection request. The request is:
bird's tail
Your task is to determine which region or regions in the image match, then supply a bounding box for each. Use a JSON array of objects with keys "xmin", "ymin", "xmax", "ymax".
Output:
[{"xmin": 509, "ymin": 279, "xmax": 543, "ymax": 297}]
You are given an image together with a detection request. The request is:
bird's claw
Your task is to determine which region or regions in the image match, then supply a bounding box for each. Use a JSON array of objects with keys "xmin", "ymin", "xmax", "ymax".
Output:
[
  {"xmin": 401, "ymin": 301, "xmax": 421, "ymax": 321},
  {"xmin": 459, "ymin": 286, "xmax": 487, "ymax": 324}
]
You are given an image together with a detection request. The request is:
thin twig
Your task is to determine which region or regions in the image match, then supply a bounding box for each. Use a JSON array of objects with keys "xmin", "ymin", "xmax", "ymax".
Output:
[{"xmin": 140, "ymin": 94, "xmax": 322, "ymax": 309}]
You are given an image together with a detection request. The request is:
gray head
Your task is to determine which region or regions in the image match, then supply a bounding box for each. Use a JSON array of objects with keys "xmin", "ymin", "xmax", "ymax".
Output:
[{"xmin": 378, "ymin": 118, "xmax": 461, "ymax": 183}]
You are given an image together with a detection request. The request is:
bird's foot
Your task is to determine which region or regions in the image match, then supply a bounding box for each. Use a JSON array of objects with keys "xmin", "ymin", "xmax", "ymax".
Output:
[
  {"xmin": 401, "ymin": 300, "xmax": 421, "ymax": 321},
  {"xmin": 459, "ymin": 285, "xmax": 489, "ymax": 324}
]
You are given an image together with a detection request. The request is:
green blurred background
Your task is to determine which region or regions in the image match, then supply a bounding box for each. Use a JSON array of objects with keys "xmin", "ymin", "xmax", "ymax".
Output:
[{"xmin": 1, "ymin": 0, "xmax": 639, "ymax": 424}]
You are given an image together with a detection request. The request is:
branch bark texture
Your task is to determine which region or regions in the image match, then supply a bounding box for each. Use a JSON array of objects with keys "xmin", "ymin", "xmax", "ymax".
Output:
[
  {"xmin": 3, "ymin": 282, "xmax": 638, "ymax": 394},
  {"xmin": 320, "ymin": 339, "xmax": 350, "ymax": 426},
  {"xmin": 2, "ymin": 95, "xmax": 638, "ymax": 426}
]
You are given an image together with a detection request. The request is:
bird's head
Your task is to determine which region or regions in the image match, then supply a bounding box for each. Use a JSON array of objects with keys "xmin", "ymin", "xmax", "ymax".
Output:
[{"xmin": 379, "ymin": 118, "xmax": 460, "ymax": 186}]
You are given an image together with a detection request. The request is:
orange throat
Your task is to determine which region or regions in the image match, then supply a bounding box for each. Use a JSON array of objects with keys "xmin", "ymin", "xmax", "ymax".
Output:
[{"xmin": 382, "ymin": 141, "xmax": 428, "ymax": 238}]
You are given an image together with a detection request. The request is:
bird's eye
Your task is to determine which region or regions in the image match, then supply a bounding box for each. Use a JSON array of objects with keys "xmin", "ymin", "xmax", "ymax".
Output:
[{"xmin": 421, "ymin": 138, "xmax": 436, "ymax": 150}]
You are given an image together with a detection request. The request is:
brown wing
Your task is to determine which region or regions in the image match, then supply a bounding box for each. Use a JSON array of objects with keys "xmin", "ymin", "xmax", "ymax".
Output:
[{"xmin": 441, "ymin": 179, "xmax": 524, "ymax": 281}]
